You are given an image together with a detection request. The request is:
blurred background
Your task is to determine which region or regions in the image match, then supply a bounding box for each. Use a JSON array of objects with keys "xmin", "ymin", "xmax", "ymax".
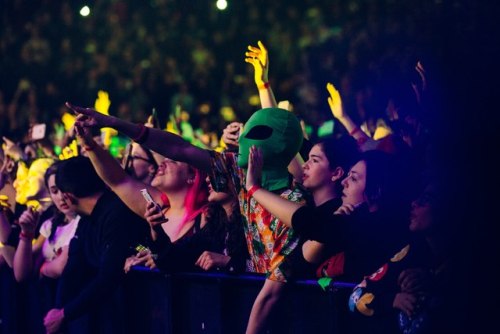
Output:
[{"xmin": 0, "ymin": 0, "xmax": 476, "ymax": 142}]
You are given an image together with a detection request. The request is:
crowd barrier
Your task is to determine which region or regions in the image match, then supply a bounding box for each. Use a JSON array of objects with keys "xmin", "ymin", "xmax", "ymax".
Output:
[{"xmin": 0, "ymin": 265, "xmax": 356, "ymax": 334}]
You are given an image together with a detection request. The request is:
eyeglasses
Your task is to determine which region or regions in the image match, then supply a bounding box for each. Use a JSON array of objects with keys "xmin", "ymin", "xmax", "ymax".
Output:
[{"xmin": 123, "ymin": 144, "xmax": 159, "ymax": 172}]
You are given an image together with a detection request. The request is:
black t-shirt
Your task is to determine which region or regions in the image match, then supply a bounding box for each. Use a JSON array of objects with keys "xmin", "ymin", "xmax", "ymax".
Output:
[
  {"xmin": 292, "ymin": 203, "xmax": 409, "ymax": 282},
  {"xmin": 56, "ymin": 190, "xmax": 149, "ymax": 321}
]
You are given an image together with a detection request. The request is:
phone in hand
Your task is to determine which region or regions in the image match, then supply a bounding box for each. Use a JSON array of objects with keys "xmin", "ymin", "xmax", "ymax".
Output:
[
  {"xmin": 140, "ymin": 188, "xmax": 162, "ymax": 211},
  {"xmin": 31, "ymin": 123, "xmax": 46, "ymax": 141}
]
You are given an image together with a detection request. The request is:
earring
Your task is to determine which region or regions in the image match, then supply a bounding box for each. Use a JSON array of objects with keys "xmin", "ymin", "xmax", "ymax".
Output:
[{"xmin": 187, "ymin": 179, "xmax": 194, "ymax": 185}]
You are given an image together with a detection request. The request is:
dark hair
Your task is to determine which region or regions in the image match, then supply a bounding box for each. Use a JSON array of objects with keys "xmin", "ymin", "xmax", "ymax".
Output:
[
  {"xmin": 55, "ymin": 156, "xmax": 106, "ymax": 198},
  {"xmin": 361, "ymin": 150, "xmax": 414, "ymax": 216},
  {"xmin": 317, "ymin": 136, "xmax": 359, "ymax": 174},
  {"xmin": 44, "ymin": 161, "xmax": 65, "ymax": 242}
]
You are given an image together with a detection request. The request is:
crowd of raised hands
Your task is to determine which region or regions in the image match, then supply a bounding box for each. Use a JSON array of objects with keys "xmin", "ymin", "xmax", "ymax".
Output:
[{"xmin": 0, "ymin": 38, "xmax": 447, "ymax": 334}]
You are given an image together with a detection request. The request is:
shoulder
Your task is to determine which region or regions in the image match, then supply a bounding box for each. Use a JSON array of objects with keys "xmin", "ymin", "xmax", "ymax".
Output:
[{"xmin": 39, "ymin": 218, "xmax": 53, "ymax": 237}]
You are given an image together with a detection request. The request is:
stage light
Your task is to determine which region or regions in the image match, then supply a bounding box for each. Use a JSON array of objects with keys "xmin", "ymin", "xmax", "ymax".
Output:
[
  {"xmin": 80, "ymin": 6, "xmax": 90, "ymax": 17},
  {"xmin": 216, "ymin": 0, "xmax": 227, "ymax": 11}
]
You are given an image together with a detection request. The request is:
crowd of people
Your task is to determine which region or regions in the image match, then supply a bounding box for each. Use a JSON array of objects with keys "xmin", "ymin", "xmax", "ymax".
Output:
[{"xmin": 1, "ymin": 0, "xmax": 491, "ymax": 333}]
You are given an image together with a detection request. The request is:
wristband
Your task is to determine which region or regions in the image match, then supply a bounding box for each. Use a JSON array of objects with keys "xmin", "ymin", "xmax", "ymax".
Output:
[
  {"xmin": 247, "ymin": 185, "xmax": 262, "ymax": 198},
  {"xmin": 257, "ymin": 82, "xmax": 270, "ymax": 90},
  {"xmin": 131, "ymin": 123, "xmax": 150, "ymax": 144},
  {"xmin": 20, "ymin": 231, "xmax": 35, "ymax": 240}
]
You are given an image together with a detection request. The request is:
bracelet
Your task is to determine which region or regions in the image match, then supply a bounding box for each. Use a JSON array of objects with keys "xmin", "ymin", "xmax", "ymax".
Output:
[
  {"xmin": 247, "ymin": 185, "xmax": 262, "ymax": 198},
  {"xmin": 257, "ymin": 82, "xmax": 270, "ymax": 90},
  {"xmin": 131, "ymin": 123, "xmax": 150, "ymax": 144},
  {"xmin": 20, "ymin": 231, "xmax": 35, "ymax": 240},
  {"xmin": 349, "ymin": 127, "xmax": 362, "ymax": 137}
]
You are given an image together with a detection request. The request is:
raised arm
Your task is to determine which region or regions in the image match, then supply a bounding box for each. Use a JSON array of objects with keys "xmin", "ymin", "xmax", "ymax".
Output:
[
  {"xmin": 245, "ymin": 41, "xmax": 277, "ymax": 108},
  {"xmin": 68, "ymin": 103, "xmax": 212, "ymax": 173},
  {"xmin": 245, "ymin": 146, "xmax": 303, "ymax": 227},
  {"xmin": 74, "ymin": 123, "xmax": 162, "ymax": 217},
  {"xmin": 13, "ymin": 208, "xmax": 43, "ymax": 282},
  {"xmin": 327, "ymin": 83, "xmax": 377, "ymax": 151}
]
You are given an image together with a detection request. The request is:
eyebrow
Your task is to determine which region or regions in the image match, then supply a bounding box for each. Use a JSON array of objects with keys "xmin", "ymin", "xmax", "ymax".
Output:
[{"xmin": 309, "ymin": 154, "xmax": 323, "ymax": 159}]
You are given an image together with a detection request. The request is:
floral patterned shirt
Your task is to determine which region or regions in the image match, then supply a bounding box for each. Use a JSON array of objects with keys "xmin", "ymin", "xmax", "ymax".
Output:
[{"xmin": 208, "ymin": 151, "xmax": 304, "ymax": 282}]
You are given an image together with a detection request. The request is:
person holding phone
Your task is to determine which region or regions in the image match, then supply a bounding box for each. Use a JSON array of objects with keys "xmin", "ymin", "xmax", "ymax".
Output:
[{"xmin": 72, "ymin": 122, "xmax": 232, "ymax": 276}]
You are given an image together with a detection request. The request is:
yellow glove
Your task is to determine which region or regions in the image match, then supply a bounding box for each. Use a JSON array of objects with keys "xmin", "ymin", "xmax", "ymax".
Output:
[
  {"xmin": 94, "ymin": 90, "xmax": 111, "ymax": 114},
  {"xmin": 0, "ymin": 195, "xmax": 9, "ymax": 209},
  {"xmin": 245, "ymin": 41, "xmax": 269, "ymax": 88},
  {"xmin": 326, "ymin": 83, "xmax": 345, "ymax": 120},
  {"xmin": 61, "ymin": 112, "xmax": 76, "ymax": 131},
  {"xmin": 94, "ymin": 90, "xmax": 117, "ymax": 148},
  {"xmin": 59, "ymin": 140, "xmax": 79, "ymax": 160}
]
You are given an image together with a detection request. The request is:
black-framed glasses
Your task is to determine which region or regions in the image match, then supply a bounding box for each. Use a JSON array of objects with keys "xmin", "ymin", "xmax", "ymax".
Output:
[{"xmin": 123, "ymin": 143, "xmax": 159, "ymax": 173}]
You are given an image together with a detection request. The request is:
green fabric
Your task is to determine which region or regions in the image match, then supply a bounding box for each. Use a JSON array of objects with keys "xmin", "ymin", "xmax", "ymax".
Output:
[{"xmin": 237, "ymin": 107, "xmax": 303, "ymax": 192}]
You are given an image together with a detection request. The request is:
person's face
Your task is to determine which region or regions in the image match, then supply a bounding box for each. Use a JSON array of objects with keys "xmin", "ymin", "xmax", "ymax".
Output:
[
  {"xmin": 409, "ymin": 188, "xmax": 435, "ymax": 232},
  {"xmin": 302, "ymin": 144, "xmax": 335, "ymax": 192},
  {"xmin": 151, "ymin": 158, "xmax": 193, "ymax": 192},
  {"xmin": 205, "ymin": 176, "xmax": 231, "ymax": 204},
  {"xmin": 341, "ymin": 160, "xmax": 367, "ymax": 206},
  {"xmin": 47, "ymin": 174, "xmax": 75, "ymax": 216},
  {"xmin": 123, "ymin": 144, "xmax": 156, "ymax": 183}
]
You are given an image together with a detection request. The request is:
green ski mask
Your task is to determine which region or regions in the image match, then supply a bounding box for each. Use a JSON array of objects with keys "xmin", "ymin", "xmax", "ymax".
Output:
[{"xmin": 238, "ymin": 107, "xmax": 303, "ymax": 192}]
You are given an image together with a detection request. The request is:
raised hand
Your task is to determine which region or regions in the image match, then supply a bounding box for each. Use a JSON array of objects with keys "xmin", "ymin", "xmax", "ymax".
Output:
[
  {"xmin": 144, "ymin": 201, "xmax": 167, "ymax": 228},
  {"xmin": 246, "ymin": 145, "xmax": 263, "ymax": 190},
  {"xmin": 221, "ymin": 122, "xmax": 243, "ymax": 150},
  {"xmin": 326, "ymin": 83, "xmax": 345, "ymax": 120},
  {"xmin": 2, "ymin": 136, "xmax": 25, "ymax": 162},
  {"xmin": 245, "ymin": 41, "xmax": 269, "ymax": 87},
  {"xmin": 66, "ymin": 102, "xmax": 111, "ymax": 129},
  {"xmin": 18, "ymin": 207, "xmax": 40, "ymax": 234}
]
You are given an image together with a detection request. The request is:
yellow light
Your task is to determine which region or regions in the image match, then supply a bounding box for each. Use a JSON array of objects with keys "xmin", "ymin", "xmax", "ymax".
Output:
[
  {"xmin": 216, "ymin": 0, "xmax": 227, "ymax": 11},
  {"xmin": 80, "ymin": 6, "xmax": 90, "ymax": 17}
]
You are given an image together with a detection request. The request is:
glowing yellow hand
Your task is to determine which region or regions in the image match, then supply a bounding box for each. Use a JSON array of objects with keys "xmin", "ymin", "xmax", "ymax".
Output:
[
  {"xmin": 93, "ymin": 90, "xmax": 117, "ymax": 148},
  {"xmin": 61, "ymin": 112, "xmax": 76, "ymax": 131},
  {"xmin": 245, "ymin": 41, "xmax": 269, "ymax": 87},
  {"xmin": 326, "ymin": 83, "xmax": 345, "ymax": 120}
]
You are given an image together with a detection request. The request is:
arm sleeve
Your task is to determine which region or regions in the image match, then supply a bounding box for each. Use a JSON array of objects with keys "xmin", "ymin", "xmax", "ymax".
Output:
[{"xmin": 291, "ymin": 206, "xmax": 342, "ymax": 245}]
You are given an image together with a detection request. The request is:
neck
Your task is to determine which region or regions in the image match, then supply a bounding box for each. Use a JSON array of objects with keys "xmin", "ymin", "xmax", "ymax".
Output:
[
  {"xmin": 312, "ymin": 186, "xmax": 338, "ymax": 207},
  {"xmin": 164, "ymin": 188, "xmax": 189, "ymax": 214},
  {"xmin": 64, "ymin": 211, "xmax": 78, "ymax": 221},
  {"xmin": 77, "ymin": 192, "xmax": 104, "ymax": 216},
  {"xmin": 221, "ymin": 199, "xmax": 235, "ymax": 217}
]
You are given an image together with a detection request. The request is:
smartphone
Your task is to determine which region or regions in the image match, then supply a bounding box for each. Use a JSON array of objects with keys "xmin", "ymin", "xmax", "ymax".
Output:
[
  {"xmin": 140, "ymin": 188, "xmax": 162, "ymax": 211},
  {"xmin": 31, "ymin": 123, "xmax": 46, "ymax": 141}
]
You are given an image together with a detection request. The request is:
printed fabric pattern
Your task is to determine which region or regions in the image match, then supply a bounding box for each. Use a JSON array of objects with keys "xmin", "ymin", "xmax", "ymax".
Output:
[{"xmin": 208, "ymin": 151, "xmax": 304, "ymax": 282}]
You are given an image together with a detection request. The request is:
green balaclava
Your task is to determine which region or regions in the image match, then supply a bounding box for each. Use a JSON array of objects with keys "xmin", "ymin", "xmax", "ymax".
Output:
[{"xmin": 238, "ymin": 107, "xmax": 303, "ymax": 192}]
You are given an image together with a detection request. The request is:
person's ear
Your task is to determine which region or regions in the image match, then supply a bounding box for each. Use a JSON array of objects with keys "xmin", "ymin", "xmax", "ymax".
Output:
[{"xmin": 331, "ymin": 167, "xmax": 344, "ymax": 182}]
